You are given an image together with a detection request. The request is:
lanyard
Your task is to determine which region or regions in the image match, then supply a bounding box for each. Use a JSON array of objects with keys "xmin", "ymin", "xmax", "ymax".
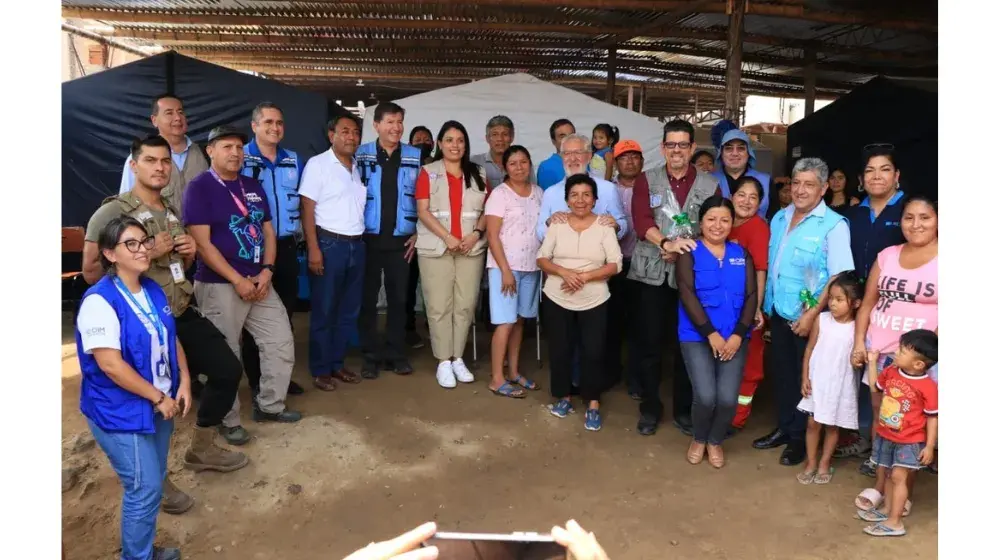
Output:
[
  {"xmin": 209, "ymin": 168, "xmax": 251, "ymax": 218},
  {"xmin": 113, "ymin": 278, "xmax": 165, "ymax": 347}
]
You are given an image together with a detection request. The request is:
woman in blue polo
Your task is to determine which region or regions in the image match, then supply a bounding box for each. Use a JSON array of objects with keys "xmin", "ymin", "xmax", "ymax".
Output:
[
  {"xmin": 675, "ymin": 195, "xmax": 758, "ymax": 469},
  {"xmin": 75, "ymin": 216, "xmax": 192, "ymax": 560}
]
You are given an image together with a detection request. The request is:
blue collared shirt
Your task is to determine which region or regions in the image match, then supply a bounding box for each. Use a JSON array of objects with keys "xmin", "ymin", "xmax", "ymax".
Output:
[
  {"xmin": 770, "ymin": 201, "xmax": 854, "ymax": 279},
  {"xmin": 859, "ymin": 190, "xmax": 905, "ymax": 223},
  {"xmin": 119, "ymin": 136, "xmax": 193, "ymax": 194},
  {"xmin": 536, "ymin": 176, "xmax": 629, "ymax": 242},
  {"xmin": 536, "ymin": 153, "xmax": 565, "ymax": 190}
]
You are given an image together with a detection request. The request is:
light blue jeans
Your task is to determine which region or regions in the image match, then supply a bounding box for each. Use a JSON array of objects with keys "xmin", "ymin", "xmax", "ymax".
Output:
[{"xmin": 88, "ymin": 415, "xmax": 173, "ymax": 560}]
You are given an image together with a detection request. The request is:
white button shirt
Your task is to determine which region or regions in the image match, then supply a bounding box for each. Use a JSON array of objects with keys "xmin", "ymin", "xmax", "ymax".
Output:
[{"xmin": 298, "ymin": 149, "xmax": 367, "ymax": 235}]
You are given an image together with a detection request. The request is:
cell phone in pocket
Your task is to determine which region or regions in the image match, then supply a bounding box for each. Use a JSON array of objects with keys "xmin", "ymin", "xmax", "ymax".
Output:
[{"xmin": 426, "ymin": 531, "xmax": 567, "ymax": 560}]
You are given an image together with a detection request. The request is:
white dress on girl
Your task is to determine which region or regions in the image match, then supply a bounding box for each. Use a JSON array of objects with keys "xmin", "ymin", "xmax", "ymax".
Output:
[{"xmin": 797, "ymin": 312, "xmax": 859, "ymax": 429}]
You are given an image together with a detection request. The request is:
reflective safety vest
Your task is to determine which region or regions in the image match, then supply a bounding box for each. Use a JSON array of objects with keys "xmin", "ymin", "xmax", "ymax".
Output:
[
  {"xmin": 355, "ymin": 142, "xmax": 421, "ymax": 236},
  {"xmin": 242, "ymin": 140, "xmax": 302, "ymax": 239},
  {"xmin": 414, "ymin": 159, "xmax": 488, "ymax": 258},
  {"xmin": 76, "ymin": 276, "xmax": 179, "ymax": 434}
]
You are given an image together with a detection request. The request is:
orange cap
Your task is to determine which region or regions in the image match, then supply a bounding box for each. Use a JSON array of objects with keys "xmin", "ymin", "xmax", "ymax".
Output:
[{"xmin": 613, "ymin": 139, "xmax": 643, "ymax": 159}]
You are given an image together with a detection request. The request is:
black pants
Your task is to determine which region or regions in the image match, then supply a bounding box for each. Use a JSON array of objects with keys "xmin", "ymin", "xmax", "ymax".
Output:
[
  {"xmin": 605, "ymin": 259, "xmax": 639, "ymax": 390},
  {"xmin": 242, "ymin": 236, "xmax": 299, "ymax": 391},
  {"xmin": 769, "ymin": 315, "xmax": 809, "ymax": 440},
  {"xmin": 175, "ymin": 307, "xmax": 242, "ymax": 428},
  {"xmin": 633, "ymin": 279, "xmax": 691, "ymax": 422},
  {"xmin": 359, "ymin": 243, "xmax": 411, "ymax": 363},
  {"xmin": 545, "ymin": 299, "xmax": 607, "ymax": 403},
  {"xmin": 405, "ymin": 255, "xmax": 420, "ymax": 331}
]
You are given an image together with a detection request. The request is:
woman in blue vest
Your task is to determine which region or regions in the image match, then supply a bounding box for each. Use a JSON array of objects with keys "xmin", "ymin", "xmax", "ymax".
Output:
[
  {"xmin": 676, "ymin": 195, "xmax": 758, "ymax": 468},
  {"xmin": 75, "ymin": 216, "xmax": 191, "ymax": 560}
]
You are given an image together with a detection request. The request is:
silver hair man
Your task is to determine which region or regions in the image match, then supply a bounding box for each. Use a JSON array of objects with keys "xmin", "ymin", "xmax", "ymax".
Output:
[{"xmin": 791, "ymin": 157, "xmax": 829, "ymax": 184}]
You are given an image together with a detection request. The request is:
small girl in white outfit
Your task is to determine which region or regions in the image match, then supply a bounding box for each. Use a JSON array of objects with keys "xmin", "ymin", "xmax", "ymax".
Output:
[{"xmin": 797, "ymin": 273, "xmax": 863, "ymax": 485}]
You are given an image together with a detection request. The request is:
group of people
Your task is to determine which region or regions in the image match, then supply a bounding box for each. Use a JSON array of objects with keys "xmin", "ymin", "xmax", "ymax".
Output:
[{"xmin": 73, "ymin": 92, "xmax": 938, "ymax": 559}]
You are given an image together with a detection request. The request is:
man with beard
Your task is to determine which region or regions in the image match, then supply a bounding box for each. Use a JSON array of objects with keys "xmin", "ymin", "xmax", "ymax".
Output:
[
  {"xmin": 119, "ymin": 95, "xmax": 209, "ymax": 218},
  {"xmin": 300, "ymin": 115, "xmax": 368, "ymax": 391},
  {"xmin": 183, "ymin": 126, "xmax": 302, "ymax": 436},
  {"xmin": 629, "ymin": 120, "xmax": 721, "ymax": 436},
  {"xmin": 83, "ymin": 135, "xmax": 249, "ymax": 516}
]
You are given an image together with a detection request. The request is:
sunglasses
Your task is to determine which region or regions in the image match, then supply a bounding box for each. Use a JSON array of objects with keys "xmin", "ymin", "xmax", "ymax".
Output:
[
  {"xmin": 662, "ymin": 142, "xmax": 692, "ymax": 150},
  {"xmin": 117, "ymin": 237, "xmax": 155, "ymax": 253}
]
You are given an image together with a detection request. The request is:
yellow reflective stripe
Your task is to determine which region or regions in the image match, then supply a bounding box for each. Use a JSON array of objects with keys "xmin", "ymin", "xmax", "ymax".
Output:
[{"xmin": 737, "ymin": 395, "xmax": 753, "ymax": 406}]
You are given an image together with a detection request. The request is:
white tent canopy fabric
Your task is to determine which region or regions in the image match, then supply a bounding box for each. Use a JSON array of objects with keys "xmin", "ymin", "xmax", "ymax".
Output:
[{"xmin": 362, "ymin": 73, "xmax": 669, "ymax": 172}]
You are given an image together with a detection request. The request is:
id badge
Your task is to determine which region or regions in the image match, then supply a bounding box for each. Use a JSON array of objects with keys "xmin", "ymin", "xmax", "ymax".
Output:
[
  {"xmin": 169, "ymin": 261, "xmax": 186, "ymax": 283},
  {"xmin": 156, "ymin": 359, "xmax": 168, "ymax": 379},
  {"xmin": 650, "ymin": 194, "xmax": 662, "ymax": 207},
  {"xmin": 254, "ymin": 245, "xmax": 261, "ymax": 263}
]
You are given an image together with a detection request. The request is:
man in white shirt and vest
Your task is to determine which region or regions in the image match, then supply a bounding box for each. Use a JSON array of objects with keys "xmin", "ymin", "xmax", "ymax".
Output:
[
  {"xmin": 300, "ymin": 115, "xmax": 368, "ymax": 392},
  {"xmin": 119, "ymin": 94, "xmax": 209, "ymax": 218}
]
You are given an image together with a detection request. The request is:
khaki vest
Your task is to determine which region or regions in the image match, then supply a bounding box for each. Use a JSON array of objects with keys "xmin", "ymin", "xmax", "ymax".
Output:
[
  {"xmin": 102, "ymin": 191, "xmax": 194, "ymax": 316},
  {"xmin": 160, "ymin": 145, "xmax": 209, "ymax": 219},
  {"xmin": 627, "ymin": 167, "xmax": 720, "ymax": 288},
  {"xmin": 414, "ymin": 160, "xmax": 488, "ymax": 258}
]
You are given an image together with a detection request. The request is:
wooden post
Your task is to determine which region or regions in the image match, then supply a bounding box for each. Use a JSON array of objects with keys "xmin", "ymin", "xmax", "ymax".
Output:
[
  {"xmin": 606, "ymin": 47, "xmax": 617, "ymax": 103},
  {"xmin": 724, "ymin": 0, "xmax": 746, "ymax": 123},
  {"xmin": 627, "ymin": 85, "xmax": 634, "ymax": 111},
  {"xmin": 804, "ymin": 48, "xmax": 817, "ymax": 116},
  {"xmin": 639, "ymin": 85, "xmax": 646, "ymax": 114}
]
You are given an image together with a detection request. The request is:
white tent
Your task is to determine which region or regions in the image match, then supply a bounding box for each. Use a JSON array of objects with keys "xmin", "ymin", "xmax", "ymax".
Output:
[{"xmin": 362, "ymin": 73, "xmax": 668, "ymax": 171}]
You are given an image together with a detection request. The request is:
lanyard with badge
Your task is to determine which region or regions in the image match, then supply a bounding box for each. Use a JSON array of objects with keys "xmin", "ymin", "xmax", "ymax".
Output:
[
  {"xmin": 114, "ymin": 277, "xmax": 170, "ymax": 383},
  {"xmin": 209, "ymin": 168, "xmax": 262, "ymax": 263}
]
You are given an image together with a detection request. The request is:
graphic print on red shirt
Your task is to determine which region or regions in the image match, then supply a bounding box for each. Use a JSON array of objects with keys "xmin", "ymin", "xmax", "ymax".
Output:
[{"xmin": 875, "ymin": 365, "xmax": 938, "ymax": 444}]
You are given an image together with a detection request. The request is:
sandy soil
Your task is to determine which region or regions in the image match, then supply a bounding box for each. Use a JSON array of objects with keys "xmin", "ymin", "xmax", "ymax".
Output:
[{"xmin": 61, "ymin": 312, "xmax": 937, "ymax": 559}]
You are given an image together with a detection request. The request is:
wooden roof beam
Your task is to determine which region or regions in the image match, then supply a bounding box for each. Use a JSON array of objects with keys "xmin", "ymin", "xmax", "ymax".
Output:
[{"xmin": 62, "ymin": 5, "xmax": 935, "ymax": 34}]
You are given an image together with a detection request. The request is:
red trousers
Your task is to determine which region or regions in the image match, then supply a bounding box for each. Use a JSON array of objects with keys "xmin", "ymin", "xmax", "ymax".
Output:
[{"xmin": 732, "ymin": 328, "xmax": 765, "ymax": 428}]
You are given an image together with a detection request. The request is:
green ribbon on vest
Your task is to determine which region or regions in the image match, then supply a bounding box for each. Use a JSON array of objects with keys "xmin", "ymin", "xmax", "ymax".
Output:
[
  {"xmin": 799, "ymin": 288, "xmax": 819, "ymax": 309},
  {"xmin": 669, "ymin": 212, "xmax": 694, "ymax": 239}
]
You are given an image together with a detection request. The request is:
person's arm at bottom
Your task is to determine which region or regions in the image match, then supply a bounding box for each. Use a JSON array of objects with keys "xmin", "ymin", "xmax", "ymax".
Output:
[{"xmin": 175, "ymin": 339, "xmax": 192, "ymax": 417}]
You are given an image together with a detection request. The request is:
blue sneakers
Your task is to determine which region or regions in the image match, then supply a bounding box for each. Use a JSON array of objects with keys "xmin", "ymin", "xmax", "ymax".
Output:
[
  {"xmin": 584, "ymin": 409, "xmax": 602, "ymax": 432},
  {"xmin": 549, "ymin": 399, "xmax": 574, "ymax": 418}
]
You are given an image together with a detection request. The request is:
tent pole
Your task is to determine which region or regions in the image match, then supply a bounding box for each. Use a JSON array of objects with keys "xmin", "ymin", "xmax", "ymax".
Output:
[
  {"xmin": 605, "ymin": 47, "xmax": 617, "ymax": 103},
  {"xmin": 804, "ymin": 49, "xmax": 817, "ymax": 116},
  {"xmin": 724, "ymin": 0, "xmax": 746, "ymax": 124},
  {"xmin": 166, "ymin": 51, "xmax": 176, "ymax": 96}
]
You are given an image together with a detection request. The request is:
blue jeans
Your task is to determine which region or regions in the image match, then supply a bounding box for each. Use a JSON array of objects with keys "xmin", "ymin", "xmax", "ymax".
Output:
[
  {"xmin": 680, "ymin": 340, "xmax": 748, "ymax": 445},
  {"xmin": 88, "ymin": 415, "xmax": 173, "ymax": 560},
  {"xmin": 309, "ymin": 236, "xmax": 365, "ymax": 376}
]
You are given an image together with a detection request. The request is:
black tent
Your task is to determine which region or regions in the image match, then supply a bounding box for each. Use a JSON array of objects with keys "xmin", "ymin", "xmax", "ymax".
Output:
[
  {"xmin": 62, "ymin": 52, "xmax": 349, "ymax": 226},
  {"xmin": 786, "ymin": 76, "xmax": 938, "ymax": 199}
]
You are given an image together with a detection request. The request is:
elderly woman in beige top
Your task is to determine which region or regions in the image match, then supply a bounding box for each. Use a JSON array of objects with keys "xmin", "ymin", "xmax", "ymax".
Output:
[{"xmin": 536, "ymin": 173, "xmax": 623, "ymax": 432}]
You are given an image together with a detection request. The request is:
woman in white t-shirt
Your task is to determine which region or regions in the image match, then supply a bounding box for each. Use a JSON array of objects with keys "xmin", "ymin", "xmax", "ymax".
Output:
[{"xmin": 75, "ymin": 216, "xmax": 192, "ymax": 560}]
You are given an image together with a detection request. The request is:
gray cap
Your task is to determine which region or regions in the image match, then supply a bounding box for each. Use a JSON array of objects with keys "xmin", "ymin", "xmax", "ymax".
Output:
[{"xmin": 207, "ymin": 125, "xmax": 248, "ymax": 145}]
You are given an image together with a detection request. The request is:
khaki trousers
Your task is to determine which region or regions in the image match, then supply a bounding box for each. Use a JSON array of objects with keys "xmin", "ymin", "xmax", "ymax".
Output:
[
  {"xmin": 417, "ymin": 252, "xmax": 485, "ymax": 361},
  {"xmin": 194, "ymin": 282, "xmax": 294, "ymax": 427}
]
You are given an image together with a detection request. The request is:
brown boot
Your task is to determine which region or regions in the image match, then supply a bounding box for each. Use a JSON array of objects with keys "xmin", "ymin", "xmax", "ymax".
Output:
[
  {"xmin": 184, "ymin": 426, "xmax": 250, "ymax": 473},
  {"xmin": 161, "ymin": 477, "xmax": 194, "ymax": 515}
]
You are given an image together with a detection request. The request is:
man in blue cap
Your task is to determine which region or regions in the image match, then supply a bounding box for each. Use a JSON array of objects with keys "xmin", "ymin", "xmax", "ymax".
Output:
[{"xmin": 711, "ymin": 129, "xmax": 772, "ymax": 218}]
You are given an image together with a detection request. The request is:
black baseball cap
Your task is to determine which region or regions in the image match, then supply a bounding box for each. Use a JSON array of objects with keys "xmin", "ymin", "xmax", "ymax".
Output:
[{"xmin": 207, "ymin": 125, "xmax": 248, "ymax": 145}]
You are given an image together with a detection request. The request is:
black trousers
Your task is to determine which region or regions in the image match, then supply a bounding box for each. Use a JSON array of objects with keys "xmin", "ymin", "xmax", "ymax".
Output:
[
  {"xmin": 405, "ymin": 255, "xmax": 420, "ymax": 331},
  {"xmin": 242, "ymin": 236, "xmax": 299, "ymax": 391},
  {"xmin": 769, "ymin": 315, "xmax": 809, "ymax": 440},
  {"xmin": 633, "ymin": 279, "xmax": 691, "ymax": 422},
  {"xmin": 605, "ymin": 259, "xmax": 639, "ymax": 389},
  {"xmin": 359, "ymin": 243, "xmax": 411, "ymax": 363},
  {"xmin": 175, "ymin": 307, "xmax": 242, "ymax": 428},
  {"xmin": 545, "ymin": 299, "xmax": 607, "ymax": 403}
]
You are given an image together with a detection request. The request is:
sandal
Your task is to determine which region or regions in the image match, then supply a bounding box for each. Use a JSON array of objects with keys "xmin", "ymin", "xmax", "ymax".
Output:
[
  {"xmin": 855, "ymin": 489, "xmax": 911, "ymax": 517},
  {"xmin": 490, "ymin": 381, "xmax": 527, "ymax": 399},
  {"xmin": 687, "ymin": 441, "xmax": 706, "ymax": 465},
  {"xmin": 813, "ymin": 468, "xmax": 835, "ymax": 485},
  {"xmin": 507, "ymin": 374, "xmax": 539, "ymax": 391},
  {"xmin": 863, "ymin": 523, "xmax": 906, "ymax": 537},
  {"xmin": 856, "ymin": 509, "xmax": 888, "ymax": 522},
  {"xmin": 312, "ymin": 375, "xmax": 338, "ymax": 392},
  {"xmin": 797, "ymin": 470, "xmax": 818, "ymax": 485},
  {"xmin": 706, "ymin": 444, "xmax": 725, "ymax": 468}
]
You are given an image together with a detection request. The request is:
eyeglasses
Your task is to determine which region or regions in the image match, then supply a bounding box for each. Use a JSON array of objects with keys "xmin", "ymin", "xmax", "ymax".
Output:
[
  {"xmin": 662, "ymin": 142, "xmax": 692, "ymax": 150},
  {"xmin": 863, "ymin": 143, "xmax": 895, "ymax": 151},
  {"xmin": 117, "ymin": 237, "xmax": 155, "ymax": 253},
  {"xmin": 723, "ymin": 144, "xmax": 748, "ymax": 154}
]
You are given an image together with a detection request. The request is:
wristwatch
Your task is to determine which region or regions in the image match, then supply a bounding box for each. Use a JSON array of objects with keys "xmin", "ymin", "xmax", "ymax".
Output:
[
  {"xmin": 261, "ymin": 264, "xmax": 275, "ymax": 272},
  {"xmin": 473, "ymin": 228, "xmax": 485, "ymax": 238},
  {"xmin": 659, "ymin": 238, "xmax": 671, "ymax": 249}
]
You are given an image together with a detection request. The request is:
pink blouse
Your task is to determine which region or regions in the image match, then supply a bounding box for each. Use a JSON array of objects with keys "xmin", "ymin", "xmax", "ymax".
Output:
[{"xmin": 866, "ymin": 244, "xmax": 938, "ymax": 354}]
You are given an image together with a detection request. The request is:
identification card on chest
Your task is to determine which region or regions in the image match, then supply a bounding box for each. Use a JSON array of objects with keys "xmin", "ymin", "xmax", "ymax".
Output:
[
  {"xmin": 169, "ymin": 261, "xmax": 186, "ymax": 283},
  {"xmin": 650, "ymin": 194, "xmax": 662, "ymax": 207},
  {"xmin": 254, "ymin": 245, "xmax": 261, "ymax": 263}
]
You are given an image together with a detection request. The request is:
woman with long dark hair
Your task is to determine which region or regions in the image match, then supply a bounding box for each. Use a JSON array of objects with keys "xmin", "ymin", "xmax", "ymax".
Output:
[
  {"xmin": 415, "ymin": 121, "xmax": 490, "ymax": 389},
  {"xmin": 824, "ymin": 166, "xmax": 860, "ymax": 214},
  {"xmin": 75, "ymin": 216, "xmax": 192, "ymax": 560}
]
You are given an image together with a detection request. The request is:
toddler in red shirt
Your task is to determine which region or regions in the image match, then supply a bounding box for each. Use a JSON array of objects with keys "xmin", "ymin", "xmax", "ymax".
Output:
[{"xmin": 858, "ymin": 329, "xmax": 938, "ymax": 538}]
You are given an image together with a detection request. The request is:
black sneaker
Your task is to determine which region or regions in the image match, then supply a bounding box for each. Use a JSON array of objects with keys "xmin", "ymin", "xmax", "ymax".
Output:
[
  {"xmin": 672, "ymin": 415, "xmax": 693, "ymax": 437},
  {"xmin": 859, "ymin": 457, "xmax": 877, "ymax": 478},
  {"xmin": 405, "ymin": 330, "xmax": 425, "ymax": 349},
  {"xmin": 253, "ymin": 408, "xmax": 303, "ymax": 423},
  {"xmin": 392, "ymin": 359, "xmax": 414, "ymax": 375},
  {"xmin": 217, "ymin": 425, "xmax": 251, "ymax": 446},
  {"xmin": 286, "ymin": 380, "xmax": 305, "ymax": 395},
  {"xmin": 361, "ymin": 361, "xmax": 379, "ymax": 380}
]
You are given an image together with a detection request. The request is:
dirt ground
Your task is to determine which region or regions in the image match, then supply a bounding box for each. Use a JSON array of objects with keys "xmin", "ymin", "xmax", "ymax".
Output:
[{"xmin": 61, "ymin": 312, "xmax": 937, "ymax": 559}]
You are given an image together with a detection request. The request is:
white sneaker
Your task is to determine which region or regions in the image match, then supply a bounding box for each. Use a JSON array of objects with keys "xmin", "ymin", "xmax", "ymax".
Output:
[
  {"xmin": 452, "ymin": 359, "xmax": 474, "ymax": 383},
  {"xmin": 436, "ymin": 361, "xmax": 457, "ymax": 388}
]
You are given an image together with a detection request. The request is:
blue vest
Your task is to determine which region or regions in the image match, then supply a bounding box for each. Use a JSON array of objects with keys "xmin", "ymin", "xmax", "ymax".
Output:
[
  {"xmin": 713, "ymin": 167, "xmax": 771, "ymax": 219},
  {"xmin": 843, "ymin": 195, "xmax": 905, "ymax": 281},
  {"xmin": 242, "ymin": 140, "xmax": 302, "ymax": 238},
  {"xmin": 763, "ymin": 204, "xmax": 846, "ymax": 321},
  {"xmin": 76, "ymin": 276, "xmax": 179, "ymax": 434},
  {"xmin": 355, "ymin": 142, "xmax": 421, "ymax": 236},
  {"xmin": 678, "ymin": 241, "xmax": 750, "ymax": 343}
]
